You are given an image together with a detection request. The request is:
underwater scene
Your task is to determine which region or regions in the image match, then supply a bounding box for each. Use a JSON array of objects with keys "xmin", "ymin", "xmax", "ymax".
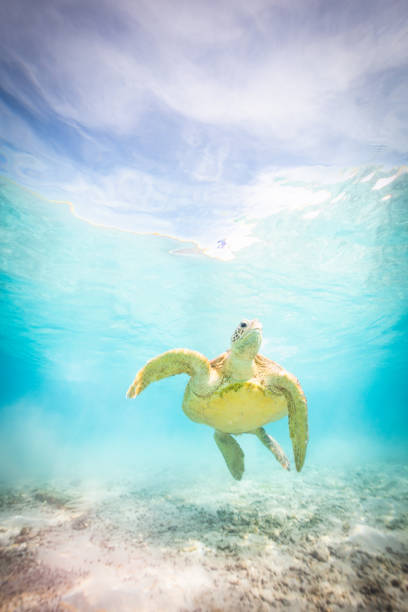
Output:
[
  {"xmin": 1, "ymin": 167, "xmax": 407, "ymax": 611},
  {"xmin": 1, "ymin": 1, "xmax": 408, "ymax": 611}
]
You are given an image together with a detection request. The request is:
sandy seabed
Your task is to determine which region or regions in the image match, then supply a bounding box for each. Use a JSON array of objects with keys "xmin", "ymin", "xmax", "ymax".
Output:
[{"xmin": 0, "ymin": 463, "xmax": 407, "ymax": 612}]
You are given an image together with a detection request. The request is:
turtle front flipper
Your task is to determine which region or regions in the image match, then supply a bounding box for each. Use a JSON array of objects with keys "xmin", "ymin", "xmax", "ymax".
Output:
[
  {"xmin": 214, "ymin": 431, "xmax": 245, "ymax": 481},
  {"xmin": 272, "ymin": 372, "xmax": 308, "ymax": 472},
  {"xmin": 127, "ymin": 349, "xmax": 210, "ymax": 398},
  {"xmin": 251, "ymin": 427, "xmax": 290, "ymax": 470}
]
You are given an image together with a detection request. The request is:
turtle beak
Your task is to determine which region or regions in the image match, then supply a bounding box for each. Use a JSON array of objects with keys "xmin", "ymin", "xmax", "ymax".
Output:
[{"xmin": 250, "ymin": 319, "xmax": 263, "ymax": 332}]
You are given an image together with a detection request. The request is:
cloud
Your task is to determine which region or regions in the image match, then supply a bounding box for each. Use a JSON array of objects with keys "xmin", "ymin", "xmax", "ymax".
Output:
[
  {"xmin": 0, "ymin": 0, "xmax": 407, "ymax": 249},
  {"xmin": 1, "ymin": 0, "xmax": 407, "ymax": 160}
]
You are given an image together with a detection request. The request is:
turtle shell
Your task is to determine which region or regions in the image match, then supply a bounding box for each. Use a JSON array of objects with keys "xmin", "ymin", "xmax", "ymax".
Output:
[{"xmin": 183, "ymin": 380, "xmax": 288, "ymax": 434}]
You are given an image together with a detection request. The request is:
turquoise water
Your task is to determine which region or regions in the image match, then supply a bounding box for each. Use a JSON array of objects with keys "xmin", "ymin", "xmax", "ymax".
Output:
[
  {"xmin": 2, "ymin": 2, "xmax": 408, "ymax": 605},
  {"xmin": 1, "ymin": 168, "xmax": 407, "ymax": 484}
]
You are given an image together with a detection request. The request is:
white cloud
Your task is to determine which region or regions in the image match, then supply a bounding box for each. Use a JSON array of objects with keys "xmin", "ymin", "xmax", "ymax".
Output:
[
  {"xmin": 190, "ymin": 144, "xmax": 229, "ymax": 183},
  {"xmin": 1, "ymin": 0, "xmax": 407, "ymax": 249},
  {"xmin": 1, "ymin": 0, "xmax": 407, "ymax": 159}
]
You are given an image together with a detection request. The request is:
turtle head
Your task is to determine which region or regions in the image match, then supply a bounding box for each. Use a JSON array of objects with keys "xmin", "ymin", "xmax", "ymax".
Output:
[{"xmin": 230, "ymin": 319, "xmax": 263, "ymax": 358}]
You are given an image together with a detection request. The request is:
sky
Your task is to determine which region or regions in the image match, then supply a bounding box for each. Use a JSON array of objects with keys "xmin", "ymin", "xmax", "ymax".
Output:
[{"xmin": 0, "ymin": 0, "xmax": 407, "ymax": 251}]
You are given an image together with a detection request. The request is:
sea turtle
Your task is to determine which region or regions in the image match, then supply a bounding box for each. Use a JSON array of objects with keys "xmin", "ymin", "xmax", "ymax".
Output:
[{"xmin": 127, "ymin": 319, "xmax": 308, "ymax": 479}]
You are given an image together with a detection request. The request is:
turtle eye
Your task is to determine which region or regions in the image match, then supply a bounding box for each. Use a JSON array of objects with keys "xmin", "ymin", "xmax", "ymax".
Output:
[{"xmin": 240, "ymin": 321, "xmax": 247, "ymax": 328}]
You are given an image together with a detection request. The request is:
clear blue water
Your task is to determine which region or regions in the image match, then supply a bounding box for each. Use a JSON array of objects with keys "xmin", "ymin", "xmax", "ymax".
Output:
[
  {"xmin": 1, "ymin": 168, "xmax": 407, "ymax": 485},
  {"xmin": 2, "ymin": 2, "xmax": 408, "ymax": 605}
]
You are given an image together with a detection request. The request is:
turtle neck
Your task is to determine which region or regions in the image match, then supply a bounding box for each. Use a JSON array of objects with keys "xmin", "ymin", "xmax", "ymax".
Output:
[{"xmin": 224, "ymin": 349, "xmax": 257, "ymax": 381}]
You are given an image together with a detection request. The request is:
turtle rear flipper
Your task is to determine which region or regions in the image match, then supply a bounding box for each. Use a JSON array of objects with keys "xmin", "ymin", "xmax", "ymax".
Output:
[
  {"xmin": 252, "ymin": 427, "xmax": 290, "ymax": 470},
  {"xmin": 214, "ymin": 431, "xmax": 245, "ymax": 480}
]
